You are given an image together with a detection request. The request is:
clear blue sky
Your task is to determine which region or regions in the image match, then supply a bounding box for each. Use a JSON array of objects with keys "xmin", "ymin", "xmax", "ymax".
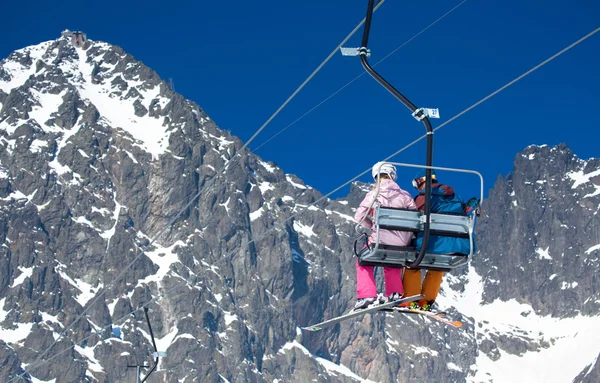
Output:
[{"xmin": 3, "ymin": 0, "xmax": 599, "ymax": 200}]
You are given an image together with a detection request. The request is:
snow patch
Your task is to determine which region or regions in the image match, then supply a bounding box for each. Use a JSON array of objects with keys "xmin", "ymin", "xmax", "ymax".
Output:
[
  {"xmin": 0, "ymin": 41, "xmax": 52, "ymax": 93},
  {"xmin": 286, "ymin": 175, "xmax": 307, "ymax": 189},
  {"xmin": 30, "ymin": 377, "xmax": 56, "ymax": 383},
  {"xmin": 585, "ymin": 244, "xmax": 600, "ymax": 254},
  {"xmin": 155, "ymin": 326, "xmax": 178, "ymax": 370},
  {"xmin": 412, "ymin": 346, "xmax": 440, "ymax": 357},
  {"xmin": 223, "ymin": 311, "xmax": 238, "ymax": 327},
  {"xmin": 259, "ymin": 160, "xmax": 276, "ymax": 173},
  {"xmin": 325, "ymin": 209, "xmax": 355, "ymax": 223},
  {"xmin": 561, "ymin": 281, "xmax": 579, "ymax": 290},
  {"xmin": 74, "ymin": 216, "xmax": 96, "ymax": 229},
  {"xmin": 75, "ymin": 345, "xmax": 104, "ymax": 373},
  {"xmin": 10, "ymin": 266, "xmax": 33, "ymax": 288},
  {"xmin": 107, "ymin": 296, "xmax": 125, "ymax": 316},
  {"xmin": 316, "ymin": 356, "xmax": 378, "ymax": 383},
  {"xmin": 258, "ymin": 182, "xmax": 274, "ymax": 193},
  {"xmin": 0, "ymin": 322, "xmax": 34, "ymax": 344},
  {"xmin": 76, "ymin": 49, "xmax": 172, "ymax": 160},
  {"xmin": 293, "ymin": 221, "xmax": 316, "ymax": 238},
  {"xmin": 440, "ymin": 266, "xmax": 600, "ymax": 383},
  {"xmin": 100, "ymin": 197, "xmax": 122, "ymax": 249},
  {"xmin": 137, "ymin": 240, "xmax": 184, "ymax": 286},
  {"xmin": 0, "ymin": 297, "xmax": 8, "ymax": 322},
  {"xmin": 29, "ymin": 139, "xmax": 49, "ymax": 153},
  {"xmin": 219, "ymin": 197, "xmax": 231, "ymax": 214},
  {"xmin": 1, "ymin": 189, "xmax": 28, "ymax": 201},
  {"xmin": 279, "ymin": 338, "xmax": 377, "ymax": 382},
  {"xmin": 77, "ymin": 149, "xmax": 90, "ymax": 158},
  {"xmin": 28, "ymin": 89, "xmax": 67, "ymax": 130},
  {"xmin": 56, "ymin": 264, "xmax": 103, "ymax": 307},
  {"xmin": 567, "ymin": 169, "xmax": 600, "ymax": 189},
  {"xmin": 584, "ymin": 187, "xmax": 600, "ymax": 198},
  {"xmin": 41, "ymin": 312, "xmax": 63, "ymax": 328},
  {"xmin": 174, "ymin": 333, "xmax": 196, "ymax": 342},
  {"xmin": 535, "ymin": 247, "xmax": 551, "ymax": 260},
  {"xmin": 92, "ymin": 206, "xmax": 111, "ymax": 215}
]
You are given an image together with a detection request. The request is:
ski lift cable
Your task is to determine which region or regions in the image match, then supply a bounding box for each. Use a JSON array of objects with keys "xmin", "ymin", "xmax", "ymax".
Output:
[
  {"xmin": 252, "ymin": 0, "xmax": 470, "ymax": 152},
  {"xmin": 240, "ymin": 0, "xmax": 387, "ymax": 152},
  {"xmin": 10, "ymin": 5, "xmax": 388, "ymax": 382},
  {"xmin": 11, "ymin": 19, "xmax": 599, "ymax": 383},
  {"xmin": 369, "ymin": 25, "xmax": 600, "ymax": 169}
]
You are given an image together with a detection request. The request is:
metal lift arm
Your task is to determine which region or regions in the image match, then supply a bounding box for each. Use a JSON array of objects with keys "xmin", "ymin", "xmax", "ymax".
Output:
[{"xmin": 358, "ymin": 0, "xmax": 434, "ymax": 268}]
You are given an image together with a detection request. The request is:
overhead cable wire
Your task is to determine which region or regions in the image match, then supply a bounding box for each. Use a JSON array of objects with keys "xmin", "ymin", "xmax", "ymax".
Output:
[
  {"xmin": 12, "ymin": 20, "xmax": 599, "ymax": 383},
  {"xmin": 252, "ymin": 0, "xmax": 470, "ymax": 152},
  {"xmin": 241, "ymin": 0, "xmax": 387, "ymax": 151},
  {"xmin": 12, "ymin": 5, "xmax": 387, "ymax": 382},
  {"xmin": 336, "ymin": 25, "xmax": 600, "ymax": 187}
]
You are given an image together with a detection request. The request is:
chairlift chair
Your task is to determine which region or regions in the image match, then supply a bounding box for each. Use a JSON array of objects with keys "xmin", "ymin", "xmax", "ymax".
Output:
[
  {"xmin": 344, "ymin": 0, "xmax": 484, "ymax": 271},
  {"xmin": 354, "ymin": 163, "xmax": 483, "ymax": 272}
]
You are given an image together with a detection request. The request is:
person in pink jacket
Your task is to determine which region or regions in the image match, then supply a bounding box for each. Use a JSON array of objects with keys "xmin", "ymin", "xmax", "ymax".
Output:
[{"xmin": 352, "ymin": 162, "xmax": 417, "ymax": 311}]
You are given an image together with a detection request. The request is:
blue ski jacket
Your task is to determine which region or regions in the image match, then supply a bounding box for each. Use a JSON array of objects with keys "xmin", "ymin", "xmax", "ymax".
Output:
[{"xmin": 413, "ymin": 183, "xmax": 476, "ymax": 255}]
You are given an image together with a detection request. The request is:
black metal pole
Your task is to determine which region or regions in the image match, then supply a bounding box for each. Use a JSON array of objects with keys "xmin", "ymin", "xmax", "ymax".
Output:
[
  {"xmin": 140, "ymin": 307, "xmax": 159, "ymax": 383},
  {"xmin": 127, "ymin": 365, "xmax": 142, "ymax": 383},
  {"xmin": 359, "ymin": 0, "xmax": 433, "ymax": 269}
]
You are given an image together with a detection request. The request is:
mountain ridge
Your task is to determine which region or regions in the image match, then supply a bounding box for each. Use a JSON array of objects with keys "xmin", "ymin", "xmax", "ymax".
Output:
[{"xmin": 0, "ymin": 32, "xmax": 599, "ymax": 383}]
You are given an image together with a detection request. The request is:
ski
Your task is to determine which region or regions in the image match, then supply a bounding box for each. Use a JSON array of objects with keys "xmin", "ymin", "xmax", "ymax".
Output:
[
  {"xmin": 393, "ymin": 307, "xmax": 462, "ymax": 328},
  {"xmin": 301, "ymin": 295, "xmax": 423, "ymax": 332}
]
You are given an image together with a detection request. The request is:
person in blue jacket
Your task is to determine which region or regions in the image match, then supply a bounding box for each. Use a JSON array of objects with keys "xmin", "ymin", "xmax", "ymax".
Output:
[{"xmin": 402, "ymin": 170, "xmax": 474, "ymax": 311}]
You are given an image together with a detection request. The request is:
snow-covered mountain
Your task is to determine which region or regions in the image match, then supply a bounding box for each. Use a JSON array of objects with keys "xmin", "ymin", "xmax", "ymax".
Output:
[
  {"xmin": 1, "ymin": 31, "xmax": 599, "ymax": 383},
  {"xmin": 453, "ymin": 144, "xmax": 600, "ymax": 383}
]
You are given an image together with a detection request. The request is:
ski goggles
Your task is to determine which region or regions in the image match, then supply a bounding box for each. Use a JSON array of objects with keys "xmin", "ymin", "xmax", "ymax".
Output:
[
  {"xmin": 412, "ymin": 176, "xmax": 435, "ymax": 189},
  {"xmin": 412, "ymin": 177, "xmax": 425, "ymax": 189}
]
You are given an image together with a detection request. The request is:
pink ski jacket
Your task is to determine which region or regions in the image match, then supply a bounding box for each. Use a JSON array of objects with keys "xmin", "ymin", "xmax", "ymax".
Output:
[{"xmin": 354, "ymin": 179, "xmax": 417, "ymax": 246}]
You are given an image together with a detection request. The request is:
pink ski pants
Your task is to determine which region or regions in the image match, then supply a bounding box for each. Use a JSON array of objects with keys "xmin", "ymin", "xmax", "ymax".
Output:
[{"xmin": 355, "ymin": 259, "xmax": 404, "ymax": 298}]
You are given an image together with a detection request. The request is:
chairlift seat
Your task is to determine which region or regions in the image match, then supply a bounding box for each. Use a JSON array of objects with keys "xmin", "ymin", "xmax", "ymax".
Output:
[
  {"xmin": 355, "ymin": 205, "xmax": 475, "ymax": 271},
  {"xmin": 357, "ymin": 243, "xmax": 469, "ymax": 271}
]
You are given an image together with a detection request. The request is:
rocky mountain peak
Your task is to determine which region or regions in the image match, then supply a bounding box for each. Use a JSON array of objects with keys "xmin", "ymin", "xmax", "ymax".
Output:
[
  {"xmin": 474, "ymin": 143, "xmax": 600, "ymax": 317},
  {"xmin": 1, "ymin": 32, "xmax": 599, "ymax": 383}
]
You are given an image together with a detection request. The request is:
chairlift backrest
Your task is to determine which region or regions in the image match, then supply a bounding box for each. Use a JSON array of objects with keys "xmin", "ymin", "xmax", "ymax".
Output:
[{"xmin": 355, "ymin": 162, "xmax": 482, "ymax": 271}]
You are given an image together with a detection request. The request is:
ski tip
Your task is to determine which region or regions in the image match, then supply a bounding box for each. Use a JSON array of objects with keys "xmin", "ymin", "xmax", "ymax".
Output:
[
  {"xmin": 449, "ymin": 321, "xmax": 462, "ymax": 328},
  {"xmin": 301, "ymin": 326, "xmax": 321, "ymax": 332}
]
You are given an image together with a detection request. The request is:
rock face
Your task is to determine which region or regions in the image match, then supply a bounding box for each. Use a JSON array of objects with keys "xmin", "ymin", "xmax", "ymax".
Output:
[
  {"xmin": 1, "ymin": 31, "xmax": 599, "ymax": 383},
  {"xmin": 475, "ymin": 144, "xmax": 600, "ymax": 317}
]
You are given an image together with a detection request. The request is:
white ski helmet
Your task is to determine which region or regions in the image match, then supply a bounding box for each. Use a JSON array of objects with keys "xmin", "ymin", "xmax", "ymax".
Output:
[{"xmin": 372, "ymin": 161, "xmax": 397, "ymax": 180}]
